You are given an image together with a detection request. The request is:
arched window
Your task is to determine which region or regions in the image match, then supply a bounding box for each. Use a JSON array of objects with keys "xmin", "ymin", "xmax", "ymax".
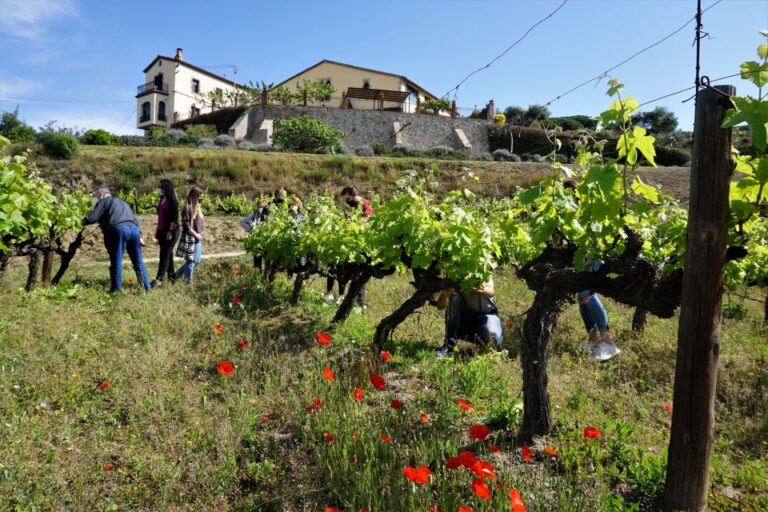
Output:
[
  {"xmin": 141, "ymin": 101, "xmax": 151, "ymax": 122},
  {"xmin": 158, "ymin": 101, "xmax": 166, "ymax": 121}
]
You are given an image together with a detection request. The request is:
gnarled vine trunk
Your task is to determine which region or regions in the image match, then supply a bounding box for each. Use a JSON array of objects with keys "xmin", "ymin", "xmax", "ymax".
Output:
[
  {"xmin": 632, "ymin": 307, "xmax": 648, "ymax": 333},
  {"xmin": 25, "ymin": 251, "xmax": 40, "ymax": 292},
  {"xmin": 51, "ymin": 231, "xmax": 84, "ymax": 285},
  {"xmin": 41, "ymin": 250, "xmax": 55, "ymax": 286}
]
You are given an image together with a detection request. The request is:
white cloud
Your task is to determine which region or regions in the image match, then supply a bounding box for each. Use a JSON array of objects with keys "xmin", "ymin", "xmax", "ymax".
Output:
[
  {"xmin": 0, "ymin": 0, "xmax": 77, "ymax": 41},
  {"xmin": 0, "ymin": 73, "xmax": 49, "ymax": 98}
]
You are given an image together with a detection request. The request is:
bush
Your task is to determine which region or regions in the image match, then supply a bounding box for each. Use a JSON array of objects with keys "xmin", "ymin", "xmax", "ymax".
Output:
[
  {"xmin": 520, "ymin": 153, "xmax": 531, "ymax": 161},
  {"xmin": 146, "ymin": 126, "xmax": 167, "ymax": 138},
  {"xmin": 82, "ymin": 128, "xmax": 119, "ymax": 145},
  {"xmin": 493, "ymin": 149, "xmax": 517, "ymax": 162},
  {"xmin": 426, "ymin": 145, "xmax": 454, "ymax": 158},
  {"xmin": 355, "ymin": 145, "xmax": 374, "ymax": 157},
  {"xmin": 164, "ymin": 129, "xmax": 187, "ymax": 141},
  {"xmin": 371, "ymin": 143, "xmax": 391, "ymax": 156},
  {"xmin": 1, "ymin": 109, "xmax": 36, "ymax": 142},
  {"xmin": 119, "ymin": 135, "xmax": 146, "ymax": 147},
  {"xmin": 489, "ymin": 125, "xmax": 574, "ymax": 156},
  {"xmin": 197, "ymin": 138, "xmax": 216, "ymax": 149},
  {"xmin": 272, "ymin": 115, "xmax": 344, "ymax": 154},
  {"xmin": 184, "ymin": 124, "xmax": 218, "ymax": 139},
  {"xmin": 37, "ymin": 131, "xmax": 79, "ymax": 159},
  {"xmin": 237, "ymin": 140, "xmax": 255, "ymax": 150},
  {"xmin": 214, "ymin": 134, "xmax": 236, "ymax": 148},
  {"xmin": 654, "ymin": 146, "xmax": 691, "ymax": 166}
]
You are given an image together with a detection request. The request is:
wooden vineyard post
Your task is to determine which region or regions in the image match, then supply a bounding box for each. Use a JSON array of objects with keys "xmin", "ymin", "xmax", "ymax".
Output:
[{"xmin": 663, "ymin": 84, "xmax": 734, "ymax": 511}]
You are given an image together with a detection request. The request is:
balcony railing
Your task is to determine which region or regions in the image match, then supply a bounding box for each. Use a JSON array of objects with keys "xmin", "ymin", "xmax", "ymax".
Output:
[
  {"xmin": 139, "ymin": 114, "xmax": 150, "ymax": 123},
  {"xmin": 136, "ymin": 81, "xmax": 169, "ymax": 96},
  {"xmin": 158, "ymin": 114, "xmax": 167, "ymax": 122}
]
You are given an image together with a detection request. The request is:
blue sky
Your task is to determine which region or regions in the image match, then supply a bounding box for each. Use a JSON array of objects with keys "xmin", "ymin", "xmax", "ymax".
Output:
[{"xmin": 0, "ymin": 0, "xmax": 766, "ymax": 134}]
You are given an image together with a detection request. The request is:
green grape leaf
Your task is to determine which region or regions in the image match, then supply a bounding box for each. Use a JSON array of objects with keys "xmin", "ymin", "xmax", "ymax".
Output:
[
  {"xmin": 632, "ymin": 176, "xmax": 661, "ymax": 203},
  {"xmin": 740, "ymin": 60, "xmax": 768, "ymax": 88},
  {"xmin": 722, "ymin": 96, "xmax": 768, "ymax": 151},
  {"xmin": 519, "ymin": 186, "xmax": 542, "ymax": 205}
]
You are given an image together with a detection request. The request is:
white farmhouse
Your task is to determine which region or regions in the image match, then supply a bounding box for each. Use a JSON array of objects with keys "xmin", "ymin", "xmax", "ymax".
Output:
[{"xmin": 136, "ymin": 48, "xmax": 240, "ymax": 132}]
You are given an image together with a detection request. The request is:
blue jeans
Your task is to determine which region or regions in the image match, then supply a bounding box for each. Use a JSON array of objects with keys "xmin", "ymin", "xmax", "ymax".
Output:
[
  {"xmin": 176, "ymin": 240, "xmax": 202, "ymax": 283},
  {"xmin": 105, "ymin": 224, "xmax": 151, "ymax": 293},
  {"xmin": 444, "ymin": 293, "xmax": 502, "ymax": 347},
  {"xmin": 579, "ymin": 293, "xmax": 609, "ymax": 331}
]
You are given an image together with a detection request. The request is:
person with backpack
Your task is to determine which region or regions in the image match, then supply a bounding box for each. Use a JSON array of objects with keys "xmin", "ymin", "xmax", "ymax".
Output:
[
  {"xmin": 83, "ymin": 185, "xmax": 152, "ymax": 293},
  {"xmin": 174, "ymin": 186, "xmax": 205, "ymax": 285},
  {"xmin": 152, "ymin": 179, "xmax": 179, "ymax": 287},
  {"xmin": 434, "ymin": 279, "xmax": 503, "ymax": 357}
]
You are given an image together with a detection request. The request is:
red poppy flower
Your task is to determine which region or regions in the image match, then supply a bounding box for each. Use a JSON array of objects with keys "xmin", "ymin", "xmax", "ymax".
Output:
[
  {"xmin": 456, "ymin": 399, "xmax": 474, "ymax": 412},
  {"xmin": 391, "ymin": 399, "xmax": 403, "ymax": 409},
  {"xmin": 369, "ymin": 373, "xmax": 386, "ymax": 390},
  {"xmin": 402, "ymin": 464, "xmax": 432, "ymax": 484},
  {"xmin": 471, "ymin": 478, "xmax": 492, "ymax": 499},
  {"xmin": 458, "ymin": 508, "xmax": 473, "ymax": 512},
  {"xmin": 260, "ymin": 414, "xmax": 269, "ymax": 422},
  {"xmin": 421, "ymin": 413, "xmax": 431, "ymax": 424},
  {"xmin": 235, "ymin": 271, "xmax": 243, "ymax": 277},
  {"xmin": 509, "ymin": 487, "xmax": 527, "ymax": 512},
  {"xmin": 663, "ymin": 403, "xmax": 673, "ymax": 413},
  {"xmin": 127, "ymin": 277, "xmax": 134, "ymax": 284},
  {"xmin": 306, "ymin": 399, "xmax": 324, "ymax": 413},
  {"xmin": 353, "ymin": 387, "xmax": 364, "ymax": 402},
  {"xmin": 325, "ymin": 508, "xmax": 341, "ymax": 512},
  {"xmin": 322, "ymin": 367, "xmax": 335, "ymax": 381},
  {"xmin": 232, "ymin": 297, "xmax": 242, "ymax": 306},
  {"xmin": 213, "ymin": 323, "xmax": 224, "ymax": 334},
  {"xmin": 380, "ymin": 434, "xmax": 393, "ymax": 443},
  {"xmin": 314, "ymin": 331, "xmax": 332, "ymax": 346},
  {"xmin": 217, "ymin": 361, "xmax": 235, "ymax": 376},
  {"xmin": 349, "ymin": 453, "xmax": 358, "ymax": 463},
  {"xmin": 102, "ymin": 463, "xmax": 114, "ymax": 472},
  {"xmin": 323, "ymin": 433, "xmax": 334, "ymax": 442},
  {"xmin": 427, "ymin": 508, "xmax": 440, "ymax": 512},
  {"xmin": 98, "ymin": 381, "xmax": 110, "ymax": 391},
  {"xmin": 544, "ymin": 446, "xmax": 558, "ymax": 457},
  {"xmin": 380, "ymin": 350, "xmax": 392, "ymax": 362},
  {"xmin": 458, "ymin": 450, "xmax": 477, "ymax": 468},
  {"xmin": 487, "ymin": 444, "xmax": 501, "ymax": 453},
  {"xmin": 584, "ymin": 426, "xmax": 602, "ymax": 439},
  {"xmin": 505, "ymin": 319, "xmax": 513, "ymax": 326},
  {"xmin": 521, "ymin": 443, "xmax": 532, "ymax": 462},
  {"xmin": 469, "ymin": 424, "xmax": 490, "ymax": 441},
  {"xmin": 237, "ymin": 339, "xmax": 249, "ymax": 350},
  {"xmin": 352, "ymin": 431, "xmax": 358, "ymax": 442},
  {"xmin": 445, "ymin": 457, "xmax": 462, "ymax": 469},
  {"xmin": 470, "ymin": 459, "xmax": 496, "ymax": 479}
]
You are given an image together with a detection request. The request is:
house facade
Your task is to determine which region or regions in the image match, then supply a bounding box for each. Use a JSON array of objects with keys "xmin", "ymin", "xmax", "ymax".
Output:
[
  {"xmin": 275, "ymin": 60, "xmax": 438, "ymax": 113},
  {"xmin": 136, "ymin": 48, "xmax": 240, "ymax": 132}
]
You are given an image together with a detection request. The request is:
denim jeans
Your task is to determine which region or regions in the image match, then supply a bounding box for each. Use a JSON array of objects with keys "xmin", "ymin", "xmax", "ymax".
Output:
[
  {"xmin": 444, "ymin": 293, "xmax": 502, "ymax": 347},
  {"xmin": 105, "ymin": 224, "xmax": 151, "ymax": 292},
  {"xmin": 176, "ymin": 240, "xmax": 202, "ymax": 283},
  {"xmin": 579, "ymin": 293, "xmax": 609, "ymax": 331}
]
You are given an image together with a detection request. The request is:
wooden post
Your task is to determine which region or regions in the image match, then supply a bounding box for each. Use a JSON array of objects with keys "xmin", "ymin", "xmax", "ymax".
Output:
[
  {"xmin": 303, "ymin": 89, "xmax": 308, "ymax": 107},
  {"xmin": 451, "ymin": 101, "xmax": 457, "ymax": 118},
  {"xmin": 261, "ymin": 89, "xmax": 268, "ymax": 106},
  {"xmin": 378, "ymin": 91, "xmax": 384, "ymax": 111},
  {"xmin": 416, "ymin": 96, "xmax": 421, "ymax": 114},
  {"xmin": 340, "ymin": 91, "xmax": 347, "ymax": 109},
  {"xmin": 663, "ymin": 84, "xmax": 734, "ymax": 511}
]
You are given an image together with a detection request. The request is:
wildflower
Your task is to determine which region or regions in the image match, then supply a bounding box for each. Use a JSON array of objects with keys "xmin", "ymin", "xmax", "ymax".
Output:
[
  {"xmin": 235, "ymin": 271, "xmax": 243, "ymax": 277},
  {"xmin": 380, "ymin": 350, "xmax": 392, "ymax": 362},
  {"xmin": 127, "ymin": 277, "xmax": 134, "ymax": 284},
  {"xmin": 349, "ymin": 453, "xmax": 358, "ymax": 462},
  {"xmin": 509, "ymin": 487, "xmax": 527, "ymax": 512},
  {"xmin": 260, "ymin": 414, "xmax": 269, "ymax": 422},
  {"xmin": 97, "ymin": 381, "xmax": 110, "ymax": 391},
  {"xmin": 584, "ymin": 426, "xmax": 602, "ymax": 439},
  {"xmin": 353, "ymin": 387, "xmax": 364, "ymax": 402},
  {"xmin": 369, "ymin": 373, "xmax": 386, "ymax": 390},
  {"xmin": 323, "ymin": 433, "xmax": 335, "ymax": 442},
  {"xmin": 470, "ymin": 459, "xmax": 496, "ymax": 479},
  {"xmin": 391, "ymin": 399, "xmax": 403, "ymax": 409},
  {"xmin": 487, "ymin": 444, "xmax": 501, "ymax": 453},
  {"xmin": 456, "ymin": 399, "xmax": 474, "ymax": 412},
  {"xmin": 469, "ymin": 424, "xmax": 490, "ymax": 441},
  {"xmin": 352, "ymin": 431, "xmax": 358, "ymax": 442},
  {"xmin": 421, "ymin": 413, "xmax": 431, "ymax": 424},
  {"xmin": 471, "ymin": 478, "xmax": 491, "ymax": 499},
  {"xmin": 445, "ymin": 457, "xmax": 462, "ymax": 469},
  {"xmin": 213, "ymin": 323, "xmax": 224, "ymax": 334},
  {"xmin": 306, "ymin": 399, "xmax": 324, "ymax": 413},
  {"xmin": 521, "ymin": 444, "xmax": 532, "ymax": 462},
  {"xmin": 102, "ymin": 464, "xmax": 114, "ymax": 471},
  {"xmin": 402, "ymin": 464, "xmax": 432, "ymax": 484},
  {"xmin": 458, "ymin": 451, "xmax": 477, "ymax": 468},
  {"xmin": 544, "ymin": 446, "xmax": 558, "ymax": 457},
  {"xmin": 217, "ymin": 361, "xmax": 235, "ymax": 376},
  {"xmin": 459, "ymin": 508, "xmax": 473, "ymax": 512},
  {"xmin": 232, "ymin": 297, "xmax": 242, "ymax": 306},
  {"xmin": 322, "ymin": 367, "xmax": 335, "ymax": 381},
  {"xmin": 664, "ymin": 403, "xmax": 673, "ymax": 413},
  {"xmin": 314, "ymin": 331, "xmax": 332, "ymax": 346},
  {"xmin": 380, "ymin": 434, "xmax": 393, "ymax": 443},
  {"xmin": 325, "ymin": 508, "xmax": 341, "ymax": 512},
  {"xmin": 505, "ymin": 319, "xmax": 513, "ymax": 326},
  {"xmin": 237, "ymin": 339, "xmax": 249, "ymax": 350}
]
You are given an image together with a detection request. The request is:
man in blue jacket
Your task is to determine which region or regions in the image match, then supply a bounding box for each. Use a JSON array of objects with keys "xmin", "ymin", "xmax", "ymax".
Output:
[{"xmin": 84, "ymin": 186, "xmax": 152, "ymax": 293}]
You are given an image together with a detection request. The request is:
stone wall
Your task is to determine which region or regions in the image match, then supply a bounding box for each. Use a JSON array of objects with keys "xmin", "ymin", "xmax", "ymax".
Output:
[{"xmin": 230, "ymin": 105, "xmax": 492, "ymax": 156}]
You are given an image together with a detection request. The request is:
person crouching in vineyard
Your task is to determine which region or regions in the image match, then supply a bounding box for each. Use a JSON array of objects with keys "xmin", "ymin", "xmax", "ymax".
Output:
[
  {"xmin": 152, "ymin": 179, "xmax": 179, "ymax": 287},
  {"xmin": 83, "ymin": 186, "xmax": 152, "ymax": 293},
  {"xmin": 174, "ymin": 186, "xmax": 205, "ymax": 285},
  {"xmin": 435, "ymin": 280, "xmax": 503, "ymax": 357},
  {"xmin": 240, "ymin": 197, "xmax": 270, "ymax": 270}
]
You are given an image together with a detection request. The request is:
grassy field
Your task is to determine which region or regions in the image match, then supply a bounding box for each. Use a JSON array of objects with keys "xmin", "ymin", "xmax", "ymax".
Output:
[{"xmin": 0, "ymin": 252, "xmax": 765, "ymax": 511}]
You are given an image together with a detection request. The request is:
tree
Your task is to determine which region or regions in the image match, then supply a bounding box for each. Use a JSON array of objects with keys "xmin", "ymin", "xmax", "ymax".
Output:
[
  {"xmin": 632, "ymin": 106, "xmax": 679, "ymax": 134},
  {"xmin": 419, "ymin": 98, "xmax": 451, "ymax": 115},
  {"xmin": 525, "ymin": 104, "xmax": 550, "ymax": 124},
  {"xmin": 503, "ymin": 106, "xmax": 525, "ymax": 123},
  {"xmin": 297, "ymin": 78, "xmax": 337, "ymax": 103},
  {"xmin": 0, "ymin": 108, "xmax": 36, "ymax": 142}
]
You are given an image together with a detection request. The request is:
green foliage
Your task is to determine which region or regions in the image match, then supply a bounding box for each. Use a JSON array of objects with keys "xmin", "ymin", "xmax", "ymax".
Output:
[
  {"xmin": 146, "ymin": 126, "xmax": 167, "ymax": 138},
  {"xmin": 36, "ymin": 130, "xmax": 79, "ymax": 159},
  {"xmin": 273, "ymin": 115, "xmax": 345, "ymax": 154},
  {"xmin": 525, "ymin": 104, "xmax": 550, "ymax": 123},
  {"xmin": 419, "ymin": 98, "xmax": 451, "ymax": 115},
  {"xmin": 297, "ymin": 78, "xmax": 337, "ymax": 103},
  {"xmin": 0, "ymin": 109, "xmax": 36, "ymax": 142},
  {"xmin": 81, "ymin": 128, "xmax": 120, "ymax": 146},
  {"xmin": 183, "ymin": 124, "xmax": 218, "ymax": 139},
  {"xmin": 371, "ymin": 143, "xmax": 391, "ymax": 156},
  {"xmin": 269, "ymin": 86, "xmax": 299, "ymax": 105},
  {"xmin": 631, "ymin": 106, "xmax": 679, "ymax": 134},
  {"xmin": 654, "ymin": 146, "xmax": 690, "ymax": 166}
]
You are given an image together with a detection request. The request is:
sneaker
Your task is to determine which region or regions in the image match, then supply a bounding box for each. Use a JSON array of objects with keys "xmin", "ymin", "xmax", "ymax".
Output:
[
  {"xmin": 324, "ymin": 293, "xmax": 335, "ymax": 303},
  {"xmin": 435, "ymin": 345, "xmax": 454, "ymax": 357},
  {"xmin": 580, "ymin": 340, "xmax": 597, "ymax": 352},
  {"xmin": 151, "ymin": 279, "xmax": 161, "ymax": 288},
  {"xmin": 591, "ymin": 342, "xmax": 621, "ymax": 362}
]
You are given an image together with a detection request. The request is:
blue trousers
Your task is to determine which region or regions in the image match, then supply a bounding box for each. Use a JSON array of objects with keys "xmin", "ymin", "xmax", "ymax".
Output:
[
  {"xmin": 105, "ymin": 224, "xmax": 151, "ymax": 292},
  {"xmin": 444, "ymin": 293, "xmax": 502, "ymax": 347},
  {"xmin": 176, "ymin": 241, "xmax": 202, "ymax": 283},
  {"xmin": 579, "ymin": 293, "xmax": 609, "ymax": 331}
]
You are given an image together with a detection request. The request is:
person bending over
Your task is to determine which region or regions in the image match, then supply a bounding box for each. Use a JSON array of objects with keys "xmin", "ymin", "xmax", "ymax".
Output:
[{"xmin": 435, "ymin": 279, "xmax": 502, "ymax": 357}]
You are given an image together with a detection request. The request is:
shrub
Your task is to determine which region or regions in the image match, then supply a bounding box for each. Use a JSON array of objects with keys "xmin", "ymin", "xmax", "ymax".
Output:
[
  {"xmin": 214, "ymin": 134, "xmax": 236, "ymax": 148},
  {"xmin": 197, "ymin": 138, "xmax": 216, "ymax": 149},
  {"xmin": 371, "ymin": 143, "xmax": 391, "ymax": 156},
  {"xmin": 82, "ymin": 128, "xmax": 119, "ymax": 145},
  {"xmin": 164, "ymin": 129, "xmax": 187, "ymax": 141},
  {"xmin": 355, "ymin": 145, "xmax": 374, "ymax": 157},
  {"xmin": 520, "ymin": 153, "xmax": 531, "ymax": 161},
  {"xmin": 272, "ymin": 115, "xmax": 344, "ymax": 154},
  {"xmin": 1, "ymin": 109, "xmax": 36, "ymax": 142},
  {"xmin": 493, "ymin": 149, "xmax": 515, "ymax": 162},
  {"xmin": 184, "ymin": 124, "xmax": 218, "ymax": 139},
  {"xmin": 419, "ymin": 98, "xmax": 451, "ymax": 115},
  {"xmin": 119, "ymin": 135, "xmax": 146, "ymax": 147},
  {"xmin": 654, "ymin": 146, "xmax": 690, "ymax": 166},
  {"xmin": 532, "ymin": 154, "xmax": 542, "ymax": 162},
  {"xmin": 493, "ymin": 113, "xmax": 506, "ymax": 126},
  {"xmin": 427, "ymin": 145, "xmax": 454, "ymax": 158},
  {"xmin": 237, "ymin": 140, "xmax": 255, "ymax": 150},
  {"xmin": 146, "ymin": 126, "xmax": 167, "ymax": 138},
  {"xmin": 37, "ymin": 131, "xmax": 79, "ymax": 159}
]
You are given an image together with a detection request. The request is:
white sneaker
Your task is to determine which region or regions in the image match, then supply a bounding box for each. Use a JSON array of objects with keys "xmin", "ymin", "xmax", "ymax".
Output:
[
  {"xmin": 580, "ymin": 340, "xmax": 597, "ymax": 352},
  {"xmin": 323, "ymin": 293, "xmax": 335, "ymax": 303},
  {"xmin": 591, "ymin": 342, "xmax": 621, "ymax": 362}
]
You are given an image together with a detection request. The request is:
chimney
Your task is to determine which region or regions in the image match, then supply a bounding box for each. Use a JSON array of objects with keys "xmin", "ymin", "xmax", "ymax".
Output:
[{"xmin": 175, "ymin": 48, "xmax": 183, "ymax": 61}]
